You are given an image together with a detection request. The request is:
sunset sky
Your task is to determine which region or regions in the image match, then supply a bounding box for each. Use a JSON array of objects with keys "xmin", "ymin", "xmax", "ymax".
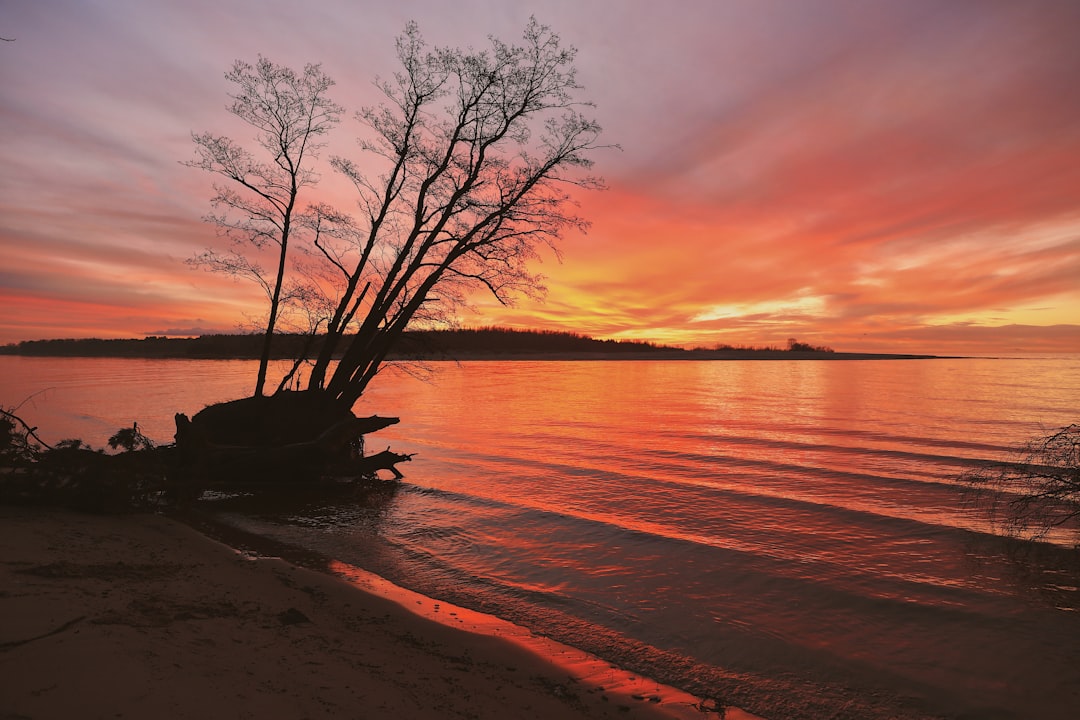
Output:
[{"xmin": 2, "ymin": 0, "xmax": 1078, "ymax": 354}]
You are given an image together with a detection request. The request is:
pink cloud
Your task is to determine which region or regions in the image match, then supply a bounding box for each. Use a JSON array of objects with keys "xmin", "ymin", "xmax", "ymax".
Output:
[{"xmin": 1, "ymin": 0, "xmax": 1078, "ymax": 352}]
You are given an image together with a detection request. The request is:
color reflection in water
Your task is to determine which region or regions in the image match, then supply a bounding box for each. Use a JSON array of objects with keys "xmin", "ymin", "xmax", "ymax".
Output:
[{"xmin": 3, "ymin": 355, "xmax": 1079, "ymax": 719}]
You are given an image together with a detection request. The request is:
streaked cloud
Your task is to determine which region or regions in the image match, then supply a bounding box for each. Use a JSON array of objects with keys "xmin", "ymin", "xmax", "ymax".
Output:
[{"xmin": 1, "ymin": 0, "xmax": 1077, "ymax": 353}]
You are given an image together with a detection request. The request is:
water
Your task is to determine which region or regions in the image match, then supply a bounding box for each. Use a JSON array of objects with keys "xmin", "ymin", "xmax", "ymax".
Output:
[{"xmin": 3, "ymin": 355, "xmax": 1080, "ymax": 719}]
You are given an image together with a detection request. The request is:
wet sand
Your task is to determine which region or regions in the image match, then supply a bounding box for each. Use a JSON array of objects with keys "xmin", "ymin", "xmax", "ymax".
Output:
[{"xmin": 0, "ymin": 506, "xmax": 753, "ymax": 719}]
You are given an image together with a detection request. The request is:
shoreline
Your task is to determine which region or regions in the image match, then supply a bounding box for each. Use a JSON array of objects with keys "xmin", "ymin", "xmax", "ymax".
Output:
[
  {"xmin": 393, "ymin": 350, "xmax": 950, "ymax": 361},
  {"xmin": 0, "ymin": 505, "xmax": 760, "ymax": 719},
  {"xmin": 1, "ymin": 349, "xmax": 950, "ymax": 361}
]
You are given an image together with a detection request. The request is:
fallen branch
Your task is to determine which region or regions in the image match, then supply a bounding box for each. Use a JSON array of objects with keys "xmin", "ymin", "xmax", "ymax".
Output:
[
  {"xmin": 0, "ymin": 615, "xmax": 85, "ymax": 651},
  {"xmin": 1, "ymin": 407, "xmax": 53, "ymax": 451},
  {"xmin": 339, "ymin": 448, "xmax": 414, "ymax": 480}
]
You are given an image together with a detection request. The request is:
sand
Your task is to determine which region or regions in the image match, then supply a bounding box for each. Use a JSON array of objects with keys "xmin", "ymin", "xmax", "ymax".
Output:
[{"xmin": 0, "ymin": 506, "xmax": 750, "ymax": 720}]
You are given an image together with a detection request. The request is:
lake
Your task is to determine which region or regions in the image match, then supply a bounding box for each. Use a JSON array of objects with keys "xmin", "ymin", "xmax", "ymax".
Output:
[{"xmin": 3, "ymin": 355, "xmax": 1079, "ymax": 719}]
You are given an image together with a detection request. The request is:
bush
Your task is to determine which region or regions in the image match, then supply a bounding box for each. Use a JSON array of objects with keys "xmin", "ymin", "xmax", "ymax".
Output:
[{"xmin": 963, "ymin": 424, "xmax": 1080, "ymax": 542}]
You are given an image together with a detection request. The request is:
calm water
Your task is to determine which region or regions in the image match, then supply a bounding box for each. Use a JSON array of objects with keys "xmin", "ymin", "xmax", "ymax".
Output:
[{"xmin": 3, "ymin": 355, "xmax": 1080, "ymax": 719}]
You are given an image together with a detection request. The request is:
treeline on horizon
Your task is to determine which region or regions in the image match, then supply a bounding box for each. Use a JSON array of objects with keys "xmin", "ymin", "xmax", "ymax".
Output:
[
  {"xmin": 0, "ymin": 328, "xmax": 671, "ymax": 359},
  {"xmin": 0, "ymin": 328, "xmax": 835, "ymax": 359}
]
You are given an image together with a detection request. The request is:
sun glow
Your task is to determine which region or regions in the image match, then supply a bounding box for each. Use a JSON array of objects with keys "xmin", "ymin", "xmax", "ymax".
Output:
[{"xmin": 690, "ymin": 295, "xmax": 829, "ymax": 324}]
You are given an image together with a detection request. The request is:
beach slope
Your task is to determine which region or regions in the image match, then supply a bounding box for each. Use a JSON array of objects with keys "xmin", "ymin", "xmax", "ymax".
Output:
[{"xmin": 0, "ymin": 506, "xmax": 714, "ymax": 720}]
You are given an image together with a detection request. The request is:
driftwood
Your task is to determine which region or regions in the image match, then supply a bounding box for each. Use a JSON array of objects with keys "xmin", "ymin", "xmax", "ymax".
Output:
[
  {"xmin": 340, "ymin": 448, "xmax": 413, "ymax": 480},
  {"xmin": 1, "ymin": 393, "xmax": 414, "ymax": 508},
  {"xmin": 173, "ymin": 409, "xmax": 412, "ymax": 490},
  {"xmin": 1, "ymin": 407, "xmax": 174, "ymax": 511},
  {"xmin": 0, "ymin": 448, "xmax": 170, "ymax": 512}
]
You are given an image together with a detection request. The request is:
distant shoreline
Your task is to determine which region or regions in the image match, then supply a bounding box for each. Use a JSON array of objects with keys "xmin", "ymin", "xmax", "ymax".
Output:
[
  {"xmin": 0, "ymin": 330, "xmax": 949, "ymax": 362},
  {"xmin": 0, "ymin": 348, "xmax": 948, "ymax": 361},
  {"xmin": 402, "ymin": 350, "xmax": 947, "ymax": 361}
]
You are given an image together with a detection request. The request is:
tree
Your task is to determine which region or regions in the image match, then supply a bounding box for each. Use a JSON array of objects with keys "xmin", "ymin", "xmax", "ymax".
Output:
[
  {"xmin": 186, "ymin": 57, "xmax": 343, "ymax": 397},
  {"xmin": 170, "ymin": 19, "xmax": 606, "ymax": 487},
  {"xmin": 300, "ymin": 19, "xmax": 607, "ymax": 408},
  {"xmin": 963, "ymin": 424, "xmax": 1080, "ymax": 542}
]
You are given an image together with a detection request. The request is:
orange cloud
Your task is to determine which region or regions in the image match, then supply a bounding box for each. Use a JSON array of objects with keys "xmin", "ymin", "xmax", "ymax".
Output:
[{"xmin": 2, "ymin": 1, "xmax": 1078, "ymax": 354}]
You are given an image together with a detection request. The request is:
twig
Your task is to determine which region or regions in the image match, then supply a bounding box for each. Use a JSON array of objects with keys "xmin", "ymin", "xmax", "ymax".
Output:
[
  {"xmin": 0, "ymin": 407, "xmax": 54, "ymax": 450},
  {"xmin": 0, "ymin": 615, "xmax": 85, "ymax": 651}
]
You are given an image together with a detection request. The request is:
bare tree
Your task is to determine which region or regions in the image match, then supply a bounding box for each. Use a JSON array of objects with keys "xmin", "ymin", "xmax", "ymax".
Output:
[
  {"xmin": 963, "ymin": 424, "xmax": 1080, "ymax": 541},
  {"xmin": 170, "ymin": 19, "xmax": 607, "ymax": 485},
  {"xmin": 299, "ymin": 19, "xmax": 608, "ymax": 408},
  {"xmin": 186, "ymin": 57, "xmax": 343, "ymax": 397}
]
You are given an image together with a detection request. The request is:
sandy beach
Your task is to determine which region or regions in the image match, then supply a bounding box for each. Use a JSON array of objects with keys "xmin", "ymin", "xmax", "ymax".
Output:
[{"xmin": 0, "ymin": 506, "xmax": 747, "ymax": 720}]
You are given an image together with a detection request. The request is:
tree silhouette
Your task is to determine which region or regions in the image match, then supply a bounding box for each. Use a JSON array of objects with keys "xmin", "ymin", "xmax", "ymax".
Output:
[
  {"xmin": 186, "ymin": 57, "xmax": 343, "ymax": 397},
  {"xmin": 169, "ymin": 20, "xmax": 607, "ymax": 484},
  {"xmin": 300, "ymin": 18, "xmax": 608, "ymax": 408}
]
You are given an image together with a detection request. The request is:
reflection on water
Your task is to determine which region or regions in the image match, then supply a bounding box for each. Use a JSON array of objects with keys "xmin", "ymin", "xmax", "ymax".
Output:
[
  {"xmin": 0, "ymin": 356, "xmax": 264, "ymax": 445},
  {"xmin": 3, "ymin": 355, "xmax": 1080, "ymax": 719}
]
